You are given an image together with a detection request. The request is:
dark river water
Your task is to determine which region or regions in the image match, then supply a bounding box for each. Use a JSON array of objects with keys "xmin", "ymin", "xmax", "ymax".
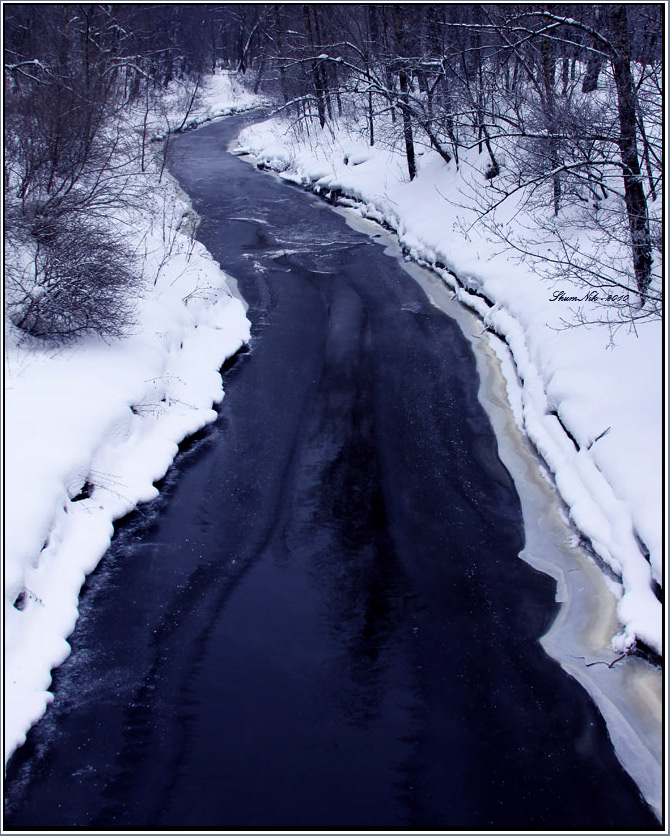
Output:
[{"xmin": 4, "ymin": 114, "xmax": 658, "ymax": 830}]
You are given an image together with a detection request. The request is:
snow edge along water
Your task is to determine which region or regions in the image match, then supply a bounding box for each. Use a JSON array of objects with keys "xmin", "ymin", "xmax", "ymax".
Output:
[
  {"xmin": 230, "ymin": 128, "xmax": 664, "ymax": 822},
  {"xmin": 232, "ymin": 121, "xmax": 662, "ymax": 664},
  {"xmin": 370, "ymin": 224, "xmax": 663, "ymax": 821},
  {"xmin": 3, "ymin": 89, "xmax": 260, "ymax": 767}
]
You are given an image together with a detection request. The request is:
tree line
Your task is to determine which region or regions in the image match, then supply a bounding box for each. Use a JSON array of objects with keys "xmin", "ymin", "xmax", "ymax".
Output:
[
  {"xmin": 236, "ymin": 3, "xmax": 661, "ymax": 319},
  {"xmin": 4, "ymin": 4, "xmax": 662, "ymax": 340},
  {"xmin": 4, "ymin": 4, "xmax": 240, "ymax": 341}
]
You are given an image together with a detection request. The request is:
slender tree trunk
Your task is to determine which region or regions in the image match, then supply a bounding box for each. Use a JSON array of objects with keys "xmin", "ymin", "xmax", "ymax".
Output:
[
  {"xmin": 368, "ymin": 88, "xmax": 374, "ymax": 145},
  {"xmin": 141, "ymin": 87, "xmax": 150, "ymax": 171},
  {"xmin": 561, "ymin": 56, "xmax": 569, "ymax": 95},
  {"xmin": 273, "ymin": 6, "xmax": 288, "ymax": 103},
  {"xmin": 608, "ymin": 4, "xmax": 652, "ymax": 301},
  {"xmin": 364, "ymin": 58, "xmax": 374, "ymax": 145},
  {"xmin": 542, "ymin": 26, "xmax": 561, "ymax": 214},
  {"xmin": 386, "ymin": 66, "xmax": 396, "ymax": 124},
  {"xmin": 398, "ymin": 68, "xmax": 417, "ymax": 180},
  {"xmin": 476, "ymin": 59, "xmax": 498, "ymax": 176},
  {"xmin": 440, "ymin": 73, "xmax": 459, "ymax": 165},
  {"xmin": 393, "ymin": 6, "xmax": 416, "ymax": 180},
  {"xmin": 330, "ymin": 62, "xmax": 343, "ymax": 117},
  {"xmin": 312, "ymin": 7, "xmax": 332, "ymax": 121},
  {"xmin": 303, "ymin": 5, "xmax": 326, "ymax": 128},
  {"xmin": 175, "ymin": 74, "xmax": 201, "ymax": 133},
  {"xmin": 481, "ymin": 123, "xmax": 499, "ymax": 178},
  {"xmin": 253, "ymin": 55, "xmax": 266, "ymax": 94},
  {"xmin": 635, "ymin": 105, "xmax": 657, "ymax": 202},
  {"xmin": 582, "ymin": 53, "xmax": 603, "ymax": 93}
]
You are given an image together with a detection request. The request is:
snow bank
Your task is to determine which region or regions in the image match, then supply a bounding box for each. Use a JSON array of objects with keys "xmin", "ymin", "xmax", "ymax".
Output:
[
  {"xmin": 236, "ymin": 116, "xmax": 662, "ymax": 657},
  {"xmin": 153, "ymin": 69, "xmax": 268, "ymax": 138},
  {"xmin": 186, "ymin": 69, "xmax": 268, "ymax": 126},
  {"xmin": 3, "ymin": 73, "xmax": 258, "ymax": 764}
]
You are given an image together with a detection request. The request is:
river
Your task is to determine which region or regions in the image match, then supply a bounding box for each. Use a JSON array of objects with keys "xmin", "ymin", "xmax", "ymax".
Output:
[{"xmin": 4, "ymin": 114, "xmax": 660, "ymax": 830}]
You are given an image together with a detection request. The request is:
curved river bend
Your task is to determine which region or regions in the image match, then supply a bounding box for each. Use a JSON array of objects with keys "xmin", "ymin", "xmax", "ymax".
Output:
[{"xmin": 4, "ymin": 115, "xmax": 660, "ymax": 830}]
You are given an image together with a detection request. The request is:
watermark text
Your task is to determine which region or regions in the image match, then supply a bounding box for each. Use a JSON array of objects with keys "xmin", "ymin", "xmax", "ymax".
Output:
[{"xmin": 549, "ymin": 289, "xmax": 628, "ymax": 304}]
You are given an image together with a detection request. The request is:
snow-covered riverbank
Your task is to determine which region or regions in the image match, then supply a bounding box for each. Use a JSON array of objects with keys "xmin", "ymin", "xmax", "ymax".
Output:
[
  {"xmin": 4, "ymin": 73, "xmax": 259, "ymax": 764},
  {"xmin": 361, "ymin": 221, "xmax": 662, "ymax": 819},
  {"xmin": 3, "ymin": 68, "xmax": 662, "ymax": 774},
  {"xmin": 234, "ymin": 113, "xmax": 663, "ymax": 660}
]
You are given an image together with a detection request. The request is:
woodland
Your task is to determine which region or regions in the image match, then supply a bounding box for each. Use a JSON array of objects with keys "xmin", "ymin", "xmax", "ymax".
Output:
[{"xmin": 4, "ymin": 4, "xmax": 663, "ymax": 340}]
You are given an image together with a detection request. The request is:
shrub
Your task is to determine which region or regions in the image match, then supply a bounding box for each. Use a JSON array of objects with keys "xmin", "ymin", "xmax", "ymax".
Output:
[{"xmin": 7, "ymin": 214, "xmax": 137, "ymax": 344}]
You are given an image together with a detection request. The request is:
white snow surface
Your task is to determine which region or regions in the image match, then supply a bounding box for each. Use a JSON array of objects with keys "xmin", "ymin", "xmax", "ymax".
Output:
[
  {"xmin": 3, "ymin": 71, "xmax": 257, "ymax": 764},
  {"xmin": 236, "ymin": 115, "xmax": 663, "ymax": 657}
]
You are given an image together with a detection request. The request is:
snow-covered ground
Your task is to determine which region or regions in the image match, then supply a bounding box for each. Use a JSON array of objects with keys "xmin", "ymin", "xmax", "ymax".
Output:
[
  {"xmin": 3, "ymin": 72, "xmax": 259, "ymax": 764},
  {"xmin": 234, "ymin": 110, "xmax": 663, "ymax": 660},
  {"xmin": 153, "ymin": 69, "xmax": 265, "ymax": 137}
]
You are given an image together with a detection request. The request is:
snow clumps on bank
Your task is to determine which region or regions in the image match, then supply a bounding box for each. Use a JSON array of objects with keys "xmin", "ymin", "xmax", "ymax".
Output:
[{"xmin": 235, "ymin": 115, "xmax": 662, "ymax": 659}]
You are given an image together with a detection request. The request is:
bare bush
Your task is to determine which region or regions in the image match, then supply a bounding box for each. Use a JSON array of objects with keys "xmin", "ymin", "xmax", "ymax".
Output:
[{"xmin": 6, "ymin": 215, "xmax": 137, "ymax": 343}]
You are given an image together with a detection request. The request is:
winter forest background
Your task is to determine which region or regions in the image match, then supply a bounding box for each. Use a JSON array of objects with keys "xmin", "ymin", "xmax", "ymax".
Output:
[{"xmin": 4, "ymin": 3, "xmax": 662, "ymax": 341}]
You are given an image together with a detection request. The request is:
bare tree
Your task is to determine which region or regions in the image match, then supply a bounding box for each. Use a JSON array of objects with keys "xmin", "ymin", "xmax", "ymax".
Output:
[
  {"xmin": 5, "ymin": 3, "xmax": 661, "ymax": 335},
  {"xmin": 6, "ymin": 215, "xmax": 137, "ymax": 342},
  {"xmin": 439, "ymin": 4, "xmax": 660, "ymax": 316}
]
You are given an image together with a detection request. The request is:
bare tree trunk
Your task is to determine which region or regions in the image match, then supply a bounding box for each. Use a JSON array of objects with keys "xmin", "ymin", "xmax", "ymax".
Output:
[
  {"xmin": 542, "ymin": 29, "xmax": 561, "ymax": 214},
  {"xmin": 312, "ymin": 7, "xmax": 333, "ymax": 121},
  {"xmin": 440, "ymin": 74, "xmax": 459, "ymax": 166},
  {"xmin": 393, "ymin": 6, "xmax": 416, "ymax": 180},
  {"xmin": 386, "ymin": 66, "xmax": 396, "ymax": 124},
  {"xmin": 368, "ymin": 88, "xmax": 375, "ymax": 145},
  {"xmin": 481, "ymin": 123, "xmax": 499, "ymax": 178},
  {"xmin": 141, "ymin": 87, "xmax": 150, "ymax": 171},
  {"xmin": 253, "ymin": 55, "xmax": 266, "ymax": 94},
  {"xmin": 175, "ymin": 74, "xmax": 201, "ymax": 133},
  {"xmin": 635, "ymin": 105, "xmax": 657, "ymax": 202},
  {"xmin": 561, "ymin": 56, "xmax": 569, "ymax": 95},
  {"xmin": 273, "ymin": 6, "xmax": 288, "ymax": 104},
  {"xmin": 608, "ymin": 4, "xmax": 653, "ymax": 301},
  {"xmin": 303, "ymin": 5, "xmax": 326, "ymax": 128},
  {"xmin": 582, "ymin": 53, "xmax": 603, "ymax": 93},
  {"xmin": 397, "ymin": 68, "xmax": 417, "ymax": 180}
]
